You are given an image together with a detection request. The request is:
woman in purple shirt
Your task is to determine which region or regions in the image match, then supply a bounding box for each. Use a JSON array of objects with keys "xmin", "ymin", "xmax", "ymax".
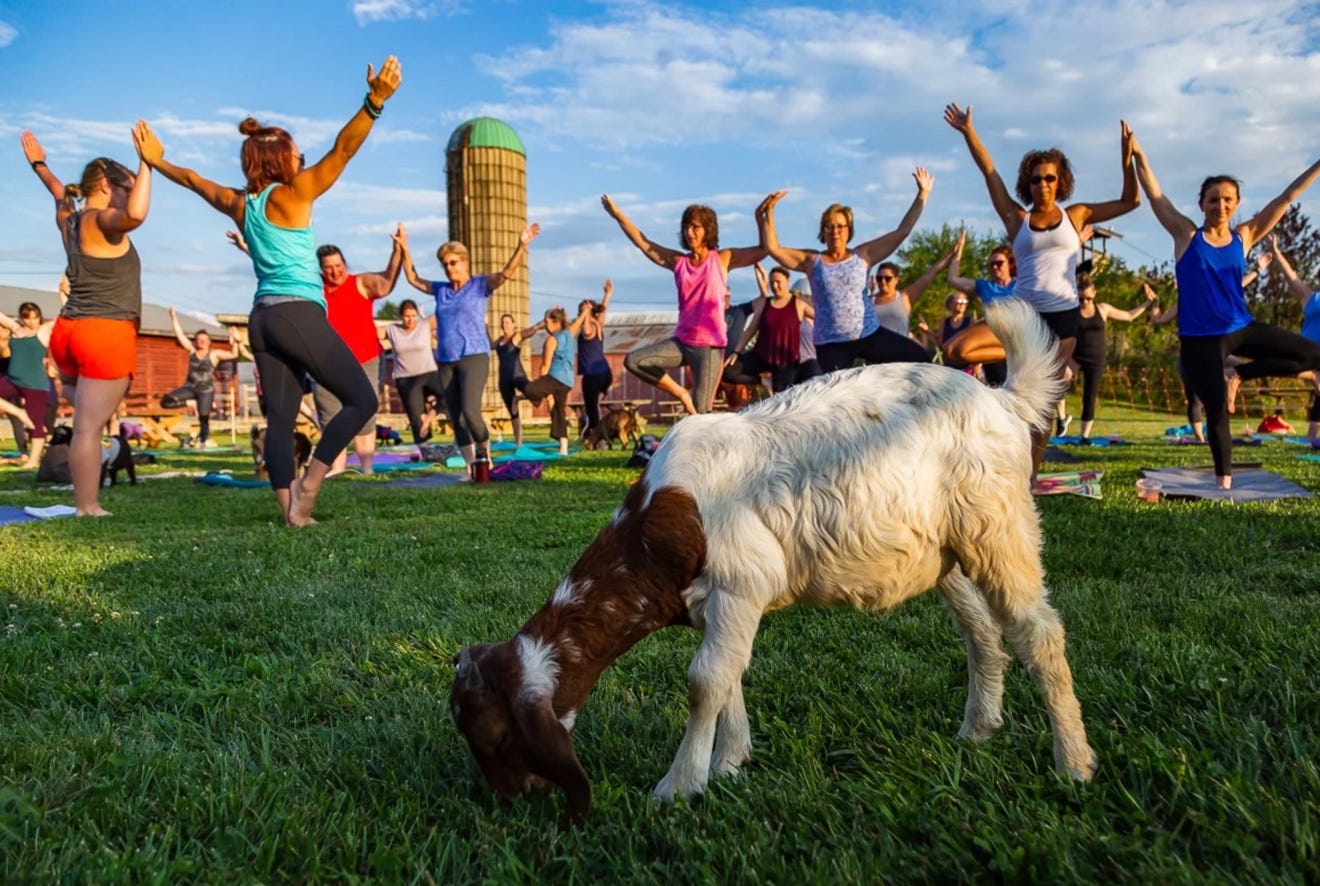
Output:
[{"xmin": 399, "ymin": 222, "xmax": 540, "ymax": 470}]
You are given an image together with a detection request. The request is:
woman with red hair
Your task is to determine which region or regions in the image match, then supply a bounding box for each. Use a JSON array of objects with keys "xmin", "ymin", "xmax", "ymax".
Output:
[{"xmin": 137, "ymin": 56, "xmax": 402, "ymax": 525}]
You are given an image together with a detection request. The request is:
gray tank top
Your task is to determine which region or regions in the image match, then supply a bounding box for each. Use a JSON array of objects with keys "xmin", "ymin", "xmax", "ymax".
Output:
[
  {"xmin": 60, "ymin": 211, "xmax": 142, "ymax": 322},
  {"xmin": 872, "ymin": 295, "xmax": 910, "ymax": 337}
]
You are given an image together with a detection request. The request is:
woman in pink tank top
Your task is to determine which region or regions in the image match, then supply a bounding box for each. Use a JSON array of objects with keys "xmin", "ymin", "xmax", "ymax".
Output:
[{"xmin": 601, "ymin": 196, "xmax": 765, "ymax": 415}]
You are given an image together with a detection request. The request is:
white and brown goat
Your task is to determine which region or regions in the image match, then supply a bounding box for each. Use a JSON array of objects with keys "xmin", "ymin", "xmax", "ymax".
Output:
[{"xmin": 452, "ymin": 299, "xmax": 1097, "ymax": 821}]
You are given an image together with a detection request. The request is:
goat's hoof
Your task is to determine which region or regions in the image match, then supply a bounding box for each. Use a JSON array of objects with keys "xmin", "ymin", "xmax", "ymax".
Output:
[
  {"xmin": 709, "ymin": 757, "xmax": 746, "ymax": 779},
  {"xmin": 957, "ymin": 719, "xmax": 1003, "ymax": 743},
  {"xmin": 1058, "ymin": 748, "xmax": 1098, "ymax": 782},
  {"xmin": 653, "ymin": 773, "xmax": 706, "ymax": 804}
]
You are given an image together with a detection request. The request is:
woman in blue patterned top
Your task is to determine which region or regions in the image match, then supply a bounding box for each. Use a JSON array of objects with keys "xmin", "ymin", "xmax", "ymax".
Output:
[{"xmin": 399, "ymin": 222, "xmax": 540, "ymax": 470}]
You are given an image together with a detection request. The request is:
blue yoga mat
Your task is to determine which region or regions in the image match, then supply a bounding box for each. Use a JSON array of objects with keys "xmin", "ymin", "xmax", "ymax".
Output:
[
  {"xmin": 494, "ymin": 445, "xmax": 560, "ymax": 464},
  {"xmin": 1047, "ymin": 436, "xmax": 1126, "ymax": 447},
  {"xmin": 198, "ymin": 472, "xmax": 270, "ymax": 489}
]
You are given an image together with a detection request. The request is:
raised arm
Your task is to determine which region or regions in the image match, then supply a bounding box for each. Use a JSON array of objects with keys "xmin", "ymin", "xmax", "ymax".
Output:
[
  {"xmin": 395, "ymin": 228, "xmax": 433, "ymax": 294},
  {"xmin": 902, "ymin": 241, "xmax": 957, "ymax": 308},
  {"xmin": 226, "ymin": 229, "xmax": 250, "ymax": 255},
  {"xmin": 0, "ymin": 309, "xmax": 19, "ymax": 335},
  {"xmin": 288, "ymin": 57, "xmax": 402, "ymax": 202},
  {"xmin": 1098, "ymin": 285, "xmax": 1158, "ymax": 323},
  {"xmin": 229, "ymin": 326, "xmax": 254, "ymax": 362},
  {"xmin": 168, "ymin": 306, "xmax": 197, "ymax": 354},
  {"xmin": 946, "ymin": 230, "xmax": 978, "ymax": 296},
  {"xmin": 757, "ymin": 191, "xmax": 815, "ymax": 272},
  {"xmin": 598, "ymin": 278, "xmax": 614, "ymax": 322},
  {"xmin": 356, "ymin": 223, "xmax": 405, "ymax": 299},
  {"xmin": 567, "ymin": 303, "xmax": 591, "ymax": 337},
  {"xmin": 1069, "ymin": 121, "xmax": 1141, "ymax": 229},
  {"xmin": 511, "ymin": 319, "xmax": 545, "ymax": 347},
  {"xmin": 21, "ymin": 132, "xmax": 73, "ymax": 225},
  {"xmin": 488, "ymin": 223, "xmax": 540, "ymax": 291},
  {"xmin": 1128, "ymin": 131, "xmax": 1197, "ymax": 256},
  {"xmin": 943, "ymin": 103, "xmax": 1023, "ymax": 235},
  {"xmin": 600, "ymin": 195, "xmax": 683, "ymax": 269},
  {"xmin": 855, "ymin": 169, "xmax": 934, "ymax": 267},
  {"xmin": 135, "ymin": 120, "xmax": 242, "ymax": 222},
  {"xmin": 1238, "ymin": 156, "xmax": 1320, "ymax": 252},
  {"xmin": 88, "ymin": 122, "xmax": 155, "ymax": 237},
  {"xmin": 1149, "ymin": 287, "xmax": 1178, "ymax": 327},
  {"xmin": 1267, "ymin": 235, "xmax": 1316, "ymax": 305}
]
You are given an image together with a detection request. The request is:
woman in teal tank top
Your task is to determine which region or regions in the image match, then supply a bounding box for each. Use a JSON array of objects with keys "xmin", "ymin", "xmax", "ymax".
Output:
[
  {"xmin": 136, "ymin": 56, "xmax": 402, "ymax": 526},
  {"xmin": 0, "ymin": 301, "xmax": 55, "ymax": 468}
]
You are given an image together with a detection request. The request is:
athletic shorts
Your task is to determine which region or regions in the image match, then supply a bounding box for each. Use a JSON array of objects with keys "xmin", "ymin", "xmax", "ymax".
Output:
[
  {"xmin": 1039, "ymin": 306, "xmax": 1081, "ymax": 343},
  {"xmin": 49, "ymin": 316, "xmax": 137, "ymax": 381}
]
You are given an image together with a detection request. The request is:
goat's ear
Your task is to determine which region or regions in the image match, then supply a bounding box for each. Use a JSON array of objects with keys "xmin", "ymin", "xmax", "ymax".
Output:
[
  {"xmin": 512, "ymin": 696, "xmax": 591, "ymax": 825},
  {"xmin": 454, "ymin": 646, "xmax": 485, "ymax": 692}
]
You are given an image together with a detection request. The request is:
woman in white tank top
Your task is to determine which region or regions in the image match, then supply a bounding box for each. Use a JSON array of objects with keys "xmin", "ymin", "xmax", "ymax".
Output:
[{"xmin": 943, "ymin": 102, "xmax": 1141, "ymax": 487}]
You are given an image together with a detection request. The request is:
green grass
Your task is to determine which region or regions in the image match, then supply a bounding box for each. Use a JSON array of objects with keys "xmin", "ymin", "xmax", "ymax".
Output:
[{"xmin": 2, "ymin": 401, "xmax": 1319, "ymax": 883}]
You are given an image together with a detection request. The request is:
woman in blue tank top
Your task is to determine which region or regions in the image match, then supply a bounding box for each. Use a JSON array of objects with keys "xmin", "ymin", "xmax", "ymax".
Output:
[
  {"xmin": 576, "ymin": 279, "xmax": 614, "ymax": 441},
  {"xmin": 136, "ymin": 56, "xmax": 402, "ymax": 525},
  {"xmin": 1130, "ymin": 129, "xmax": 1320, "ymax": 489}
]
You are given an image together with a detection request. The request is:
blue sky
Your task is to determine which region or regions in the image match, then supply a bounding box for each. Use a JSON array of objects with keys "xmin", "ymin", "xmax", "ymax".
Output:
[{"xmin": 2, "ymin": 0, "xmax": 1319, "ymax": 321}]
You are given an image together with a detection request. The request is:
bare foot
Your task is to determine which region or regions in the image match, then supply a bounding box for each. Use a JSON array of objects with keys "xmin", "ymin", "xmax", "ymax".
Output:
[
  {"xmin": 1225, "ymin": 367, "xmax": 1241, "ymax": 414},
  {"xmin": 285, "ymin": 477, "xmax": 318, "ymax": 527},
  {"xmin": 17, "ymin": 460, "xmax": 38, "ymax": 471},
  {"xmin": 76, "ymin": 506, "xmax": 113, "ymax": 517}
]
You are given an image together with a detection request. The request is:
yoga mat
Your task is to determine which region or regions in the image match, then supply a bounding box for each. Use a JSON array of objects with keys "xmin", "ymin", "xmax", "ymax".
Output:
[
  {"xmin": 0, "ymin": 504, "xmax": 77, "ymax": 525},
  {"xmin": 1137, "ymin": 464, "xmax": 1311, "ymax": 503},
  {"xmin": 493, "ymin": 444, "xmax": 558, "ymax": 464},
  {"xmin": 1033, "ymin": 470, "xmax": 1104, "ymax": 499},
  {"xmin": 198, "ymin": 472, "xmax": 270, "ymax": 489},
  {"xmin": 347, "ymin": 452, "xmax": 416, "ymax": 466},
  {"xmin": 368, "ymin": 461, "xmax": 434, "ymax": 474},
  {"xmin": 490, "ymin": 441, "xmax": 517, "ymax": 452},
  {"xmin": 1042, "ymin": 446, "xmax": 1081, "ymax": 464},
  {"xmin": 1047, "ymin": 436, "xmax": 1127, "ymax": 447}
]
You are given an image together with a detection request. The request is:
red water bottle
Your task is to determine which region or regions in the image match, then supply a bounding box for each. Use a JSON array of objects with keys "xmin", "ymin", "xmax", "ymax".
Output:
[{"xmin": 472, "ymin": 456, "xmax": 491, "ymax": 484}]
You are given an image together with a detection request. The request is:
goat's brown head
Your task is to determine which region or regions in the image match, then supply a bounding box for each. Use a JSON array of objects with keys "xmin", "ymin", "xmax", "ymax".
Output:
[{"xmin": 451, "ymin": 642, "xmax": 591, "ymax": 823}]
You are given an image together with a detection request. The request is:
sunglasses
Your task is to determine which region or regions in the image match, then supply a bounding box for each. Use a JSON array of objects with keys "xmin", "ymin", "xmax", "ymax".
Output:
[
  {"xmin": 877, "ymin": 274, "xmax": 897, "ymax": 282},
  {"xmin": 988, "ymin": 259, "xmax": 1007, "ymax": 267},
  {"xmin": 1030, "ymin": 174, "xmax": 1059, "ymax": 185}
]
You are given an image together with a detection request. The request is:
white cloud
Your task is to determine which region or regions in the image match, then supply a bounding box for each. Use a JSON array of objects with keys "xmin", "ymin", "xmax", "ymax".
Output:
[
  {"xmin": 350, "ymin": 0, "xmax": 465, "ymax": 25},
  {"xmin": 0, "ymin": 21, "xmax": 16, "ymax": 48}
]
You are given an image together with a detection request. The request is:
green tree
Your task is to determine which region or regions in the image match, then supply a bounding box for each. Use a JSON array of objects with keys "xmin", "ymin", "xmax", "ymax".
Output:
[
  {"xmin": 375, "ymin": 300, "xmax": 401, "ymax": 320},
  {"xmin": 1248, "ymin": 203, "xmax": 1320, "ymax": 327},
  {"xmin": 896, "ymin": 223, "xmax": 999, "ymax": 335}
]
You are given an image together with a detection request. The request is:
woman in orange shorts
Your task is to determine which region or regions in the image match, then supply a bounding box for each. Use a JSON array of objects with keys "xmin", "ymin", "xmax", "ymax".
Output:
[{"xmin": 22, "ymin": 129, "xmax": 153, "ymax": 517}]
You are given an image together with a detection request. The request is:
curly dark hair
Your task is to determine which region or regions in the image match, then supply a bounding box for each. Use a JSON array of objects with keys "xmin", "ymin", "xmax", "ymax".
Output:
[
  {"xmin": 1014, "ymin": 149, "xmax": 1075, "ymax": 205},
  {"xmin": 679, "ymin": 205, "xmax": 719, "ymax": 250}
]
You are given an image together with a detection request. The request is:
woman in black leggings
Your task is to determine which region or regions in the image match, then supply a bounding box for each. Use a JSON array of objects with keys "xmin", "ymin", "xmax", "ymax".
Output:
[
  {"xmin": 1064, "ymin": 275, "xmax": 1157, "ymax": 441},
  {"xmin": 385, "ymin": 299, "xmax": 446, "ymax": 446},
  {"xmin": 1131, "ymin": 128, "xmax": 1320, "ymax": 488},
  {"xmin": 139, "ymin": 56, "xmax": 401, "ymax": 524}
]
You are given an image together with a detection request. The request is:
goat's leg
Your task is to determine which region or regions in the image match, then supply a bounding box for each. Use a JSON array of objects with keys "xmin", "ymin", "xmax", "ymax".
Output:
[
  {"xmin": 995, "ymin": 595, "xmax": 1097, "ymax": 782},
  {"xmin": 655, "ymin": 596, "xmax": 762, "ymax": 803},
  {"xmin": 710, "ymin": 679, "xmax": 751, "ymax": 778},
  {"xmin": 938, "ymin": 566, "xmax": 1009, "ymax": 742}
]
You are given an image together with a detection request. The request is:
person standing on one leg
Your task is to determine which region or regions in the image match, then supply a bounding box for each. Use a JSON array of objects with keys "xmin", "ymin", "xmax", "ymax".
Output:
[
  {"xmin": 137, "ymin": 56, "xmax": 401, "ymax": 524},
  {"xmin": 1130, "ymin": 130, "xmax": 1320, "ymax": 489}
]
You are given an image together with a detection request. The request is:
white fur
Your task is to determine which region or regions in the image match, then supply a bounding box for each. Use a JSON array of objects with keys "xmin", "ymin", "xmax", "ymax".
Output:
[
  {"xmin": 644, "ymin": 299, "xmax": 1097, "ymax": 803},
  {"xmin": 515, "ymin": 634, "xmax": 559, "ymax": 702},
  {"xmin": 560, "ymin": 709, "xmax": 578, "ymax": 732},
  {"xmin": 551, "ymin": 579, "xmax": 584, "ymax": 608}
]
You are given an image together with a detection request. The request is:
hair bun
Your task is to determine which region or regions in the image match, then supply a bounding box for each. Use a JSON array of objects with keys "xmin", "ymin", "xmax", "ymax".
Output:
[
  {"xmin": 63, "ymin": 184, "xmax": 83, "ymax": 201},
  {"xmin": 238, "ymin": 117, "xmax": 263, "ymax": 136}
]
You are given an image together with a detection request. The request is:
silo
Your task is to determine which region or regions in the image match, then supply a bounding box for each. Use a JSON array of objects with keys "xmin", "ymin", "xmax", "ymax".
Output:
[{"xmin": 446, "ymin": 118, "xmax": 527, "ymax": 410}]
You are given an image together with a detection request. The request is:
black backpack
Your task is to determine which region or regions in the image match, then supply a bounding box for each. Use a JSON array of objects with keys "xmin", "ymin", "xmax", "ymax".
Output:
[{"xmin": 626, "ymin": 433, "xmax": 661, "ymax": 469}]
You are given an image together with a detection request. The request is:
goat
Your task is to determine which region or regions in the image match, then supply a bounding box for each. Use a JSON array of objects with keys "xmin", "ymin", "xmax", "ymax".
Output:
[{"xmin": 451, "ymin": 299, "xmax": 1096, "ymax": 822}]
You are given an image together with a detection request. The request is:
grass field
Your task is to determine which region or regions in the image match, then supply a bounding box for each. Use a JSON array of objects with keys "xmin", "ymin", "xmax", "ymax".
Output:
[{"xmin": 2, "ymin": 400, "xmax": 1319, "ymax": 883}]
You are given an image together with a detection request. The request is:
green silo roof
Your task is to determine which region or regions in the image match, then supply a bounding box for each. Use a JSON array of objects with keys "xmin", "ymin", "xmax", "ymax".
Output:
[{"xmin": 446, "ymin": 117, "xmax": 525, "ymax": 157}]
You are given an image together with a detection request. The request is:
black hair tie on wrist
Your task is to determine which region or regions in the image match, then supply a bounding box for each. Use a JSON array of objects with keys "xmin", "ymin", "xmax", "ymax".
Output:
[{"xmin": 30, "ymin": 160, "xmax": 47, "ymax": 171}]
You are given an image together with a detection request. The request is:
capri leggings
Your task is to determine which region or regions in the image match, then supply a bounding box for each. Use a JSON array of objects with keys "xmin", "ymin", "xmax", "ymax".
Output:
[
  {"xmin": 437, "ymin": 353, "xmax": 490, "ymax": 449},
  {"xmin": 624, "ymin": 337, "xmax": 722, "ymax": 414},
  {"xmin": 580, "ymin": 369, "xmax": 613, "ymax": 433},
  {"xmin": 815, "ymin": 327, "xmax": 929, "ymax": 374},
  {"xmin": 248, "ymin": 299, "xmax": 378, "ymax": 490},
  {"xmin": 1181, "ymin": 322, "xmax": 1320, "ymax": 476},
  {"xmin": 395, "ymin": 371, "xmax": 447, "ymax": 444},
  {"xmin": 1074, "ymin": 357, "xmax": 1104, "ymax": 423}
]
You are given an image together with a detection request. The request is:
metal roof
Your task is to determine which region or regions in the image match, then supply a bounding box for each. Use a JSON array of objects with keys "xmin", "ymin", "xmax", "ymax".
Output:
[
  {"xmin": 446, "ymin": 117, "xmax": 526, "ymax": 157},
  {"xmin": 0, "ymin": 283, "xmax": 229, "ymax": 338}
]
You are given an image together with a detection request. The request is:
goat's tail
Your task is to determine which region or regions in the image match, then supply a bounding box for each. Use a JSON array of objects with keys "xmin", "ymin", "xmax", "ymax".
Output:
[{"xmin": 987, "ymin": 298, "xmax": 1067, "ymax": 431}]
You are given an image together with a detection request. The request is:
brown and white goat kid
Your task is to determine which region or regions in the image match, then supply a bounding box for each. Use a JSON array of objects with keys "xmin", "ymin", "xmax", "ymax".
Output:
[{"xmin": 452, "ymin": 299, "xmax": 1097, "ymax": 821}]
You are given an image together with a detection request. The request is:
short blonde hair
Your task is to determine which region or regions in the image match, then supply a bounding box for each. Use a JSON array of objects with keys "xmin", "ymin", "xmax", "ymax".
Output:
[
  {"xmin": 817, "ymin": 204, "xmax": 854, "ymax": 244},
  {"xmin": 437, "ymin": 241, "xmax": 470, "ymax": 263}
]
